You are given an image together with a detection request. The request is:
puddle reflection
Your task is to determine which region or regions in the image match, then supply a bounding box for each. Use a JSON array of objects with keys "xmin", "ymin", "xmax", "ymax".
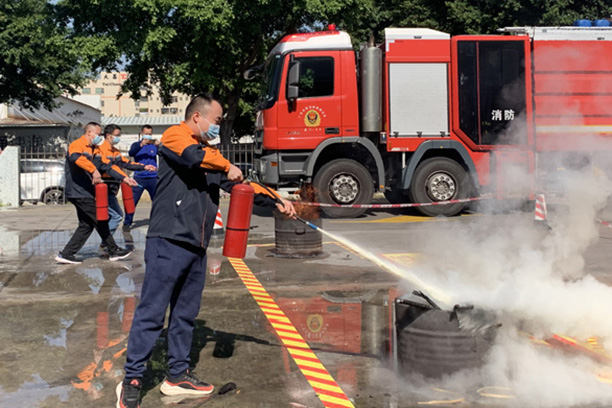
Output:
[
  {"xmin": 0, "ymin": 267, "xmax": 141, "ymax": 405},
  {"xmin": 0, "ymin": 374, "xmax": 71, "ymax": 407},
  {"xmin": 0, "ymin": 227, "xmax": 147, "ymax": 257}
]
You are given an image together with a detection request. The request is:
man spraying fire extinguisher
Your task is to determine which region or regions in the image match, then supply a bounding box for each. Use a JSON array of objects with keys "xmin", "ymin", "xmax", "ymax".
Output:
[{"xmin": 116, "ymin": 94, "xmax": 295, "ymax": 408}]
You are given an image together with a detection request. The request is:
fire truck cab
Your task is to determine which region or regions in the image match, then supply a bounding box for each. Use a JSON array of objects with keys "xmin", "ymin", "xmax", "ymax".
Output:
[{"xmin": 250, "ymin": 25, "xmax": 612, "ymax": 217}]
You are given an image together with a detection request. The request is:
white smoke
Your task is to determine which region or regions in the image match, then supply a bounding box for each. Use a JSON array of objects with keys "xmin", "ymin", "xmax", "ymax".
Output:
[{"xmin": 390, "ymin": 144, "xmax": 612, "ymax": 406}]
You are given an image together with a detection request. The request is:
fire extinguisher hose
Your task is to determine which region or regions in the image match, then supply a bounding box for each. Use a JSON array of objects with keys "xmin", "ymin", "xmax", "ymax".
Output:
[{"xmin": 248, "ymin": 179, "xmax": 314, "ymax": 229}]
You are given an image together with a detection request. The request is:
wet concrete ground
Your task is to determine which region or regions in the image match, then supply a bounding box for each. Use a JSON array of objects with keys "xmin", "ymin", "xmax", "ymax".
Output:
[{"xmin": 1, "ymin": 200, "xmax": 612, "ymax": 407}]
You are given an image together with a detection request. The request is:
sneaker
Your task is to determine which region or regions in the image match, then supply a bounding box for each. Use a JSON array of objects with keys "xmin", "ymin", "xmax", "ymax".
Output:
[
  {"xmin": 160, "ymin": 369, "xmax": 214, "ymax": 396},
  {"xmin": 109, "ymin": 248, "xmax": 132, "ymax": 262},
  {"xmin": 55, "ymin": 252, "xmax": 82, "ymax": 265},
  {"xmin": 99, "ymin": 244, "xmax": 110, "ymax": 254},
  {"xmin": 122, "ymin": 224, "xmax": 132, "ymax": 231},
  {"xmin": 116, "ymin": 378, "xmax": 141, "ymax": 408}
]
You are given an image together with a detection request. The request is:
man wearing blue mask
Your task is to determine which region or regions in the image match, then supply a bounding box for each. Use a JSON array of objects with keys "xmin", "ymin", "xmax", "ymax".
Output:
[
  {"xmin": 56, "ymin": 122, "xmax": 138, "ymax": 264},
  {"xmin": 123, "ymin": 125, "xmax": 159, "ymax": 231},
  {"xmin": 117, "ymin": 94, "xmax": 296, "ymax": 408}
]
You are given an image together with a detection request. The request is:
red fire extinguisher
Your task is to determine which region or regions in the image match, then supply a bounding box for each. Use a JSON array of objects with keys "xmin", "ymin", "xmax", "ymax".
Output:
[
  {"xmin": 120, "ymin": 183, "xmax": 136, "ymax": 215},
  {"xmin": 95, "ymin": 183, "xmax": 109, "ymax": 221},
  {"xmin": 223, "ymin": 183, "xmax": 255, "ymax": 258}
]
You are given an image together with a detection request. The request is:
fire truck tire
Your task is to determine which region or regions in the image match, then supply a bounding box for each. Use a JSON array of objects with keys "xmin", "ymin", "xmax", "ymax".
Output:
[
  {"xmin": 408, "ymin": 157, "xmax": 471, "ymax": 217},
  {"xmin": 313, "ymin": 159, "xmax": 374, "ymax": 218}
]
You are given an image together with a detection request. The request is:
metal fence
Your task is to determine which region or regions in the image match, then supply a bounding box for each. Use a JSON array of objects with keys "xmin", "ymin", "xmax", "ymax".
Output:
[
  {"xmin": 19, "ymin": 148, "xmax": 67, "ymax": 206},
  {"xmin": 219, "ymin": 142, "xmax": 254, "ymax": 177},
  {"xmin": 16, "ymin": 142, "xmax": 254, "ymax": 206}
]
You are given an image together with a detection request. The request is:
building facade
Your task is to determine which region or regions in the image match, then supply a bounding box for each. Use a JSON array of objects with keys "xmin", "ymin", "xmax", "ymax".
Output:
[{"xmin": 78, "ymin": 72, "xmax": 191, "ymax": 118}]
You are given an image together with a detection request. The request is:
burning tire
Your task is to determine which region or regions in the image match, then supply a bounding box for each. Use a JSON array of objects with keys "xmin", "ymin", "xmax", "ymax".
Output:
[
  {"xmin": 408, "ymin": 157, "xmax": 471, "ymax": 217},
  {"xmin": 397, "ymin": 310, "xmax": 492, "ymax": 377},
  {"xmin": 395, "ymin": 299, "xmax": 497, "ymax": 378},
  {"xmin": 313, "ymin": 159, "xmax": 374, "ymax": 218}
]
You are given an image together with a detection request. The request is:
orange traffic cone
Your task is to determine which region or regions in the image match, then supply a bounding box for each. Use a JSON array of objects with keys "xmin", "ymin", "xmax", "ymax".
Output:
[
  {"xmin": 534, "ymin": 193, "xmax": 549, "ymax": 229},
  {"xmin": 212, "ymin": 208, "xmax": 224, "ymax": 238}
]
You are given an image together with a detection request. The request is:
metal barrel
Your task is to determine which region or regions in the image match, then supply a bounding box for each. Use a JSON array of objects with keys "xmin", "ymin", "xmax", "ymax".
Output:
[{"xmin": 274, "ymin": 217, "xmax": 323, "ymax": 257}]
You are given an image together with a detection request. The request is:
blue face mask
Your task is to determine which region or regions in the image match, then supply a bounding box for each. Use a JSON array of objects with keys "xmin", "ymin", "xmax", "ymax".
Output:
[
  {"xmin": 92, "ymin": 135, "xmax": 104, "ymax": 146},
  {"xmin": 142, "ymin": 134, "xmax": 153, "ymax": 140},
  {"xmin": 206, "ymin": 123, "xmax": 220, "ymax": 140},
  {"xmin": 197, "ymin": 118, "xmax": 220, "ymax": 142},
  {"xmin": 112, "ymin": 136, "xmax": 121, "ymax": 145}
]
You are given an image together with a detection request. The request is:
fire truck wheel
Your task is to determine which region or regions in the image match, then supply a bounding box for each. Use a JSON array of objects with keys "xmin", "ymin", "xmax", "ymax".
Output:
[
  {"xmin": 313, "ymin": 159, "xmax": 374, "ymax": 218},
  {"xmin": 409, "ymin": 157, "xmax": 471, "ymax": 217}
]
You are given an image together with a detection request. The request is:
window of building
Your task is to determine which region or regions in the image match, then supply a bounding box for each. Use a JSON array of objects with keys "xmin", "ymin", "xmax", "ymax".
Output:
[
  {"xmin": 170, "ymin": 96, "xmax": 178, "ymax": 103},
  {"xmin": 82, "ymin": 88, "xmax": 91, "ymax": 94},
  {"xmin": 95, "ymin": 88, "xmax": 104, "ymax": 94},
  {"xmin": 140, "ymin": 96, "xmax": 148, "ymax": 102},
  {"xmin": 161, "ymin": 107, "xmax": 179, "ymax": 115},
  {"xmin": 101, "ymin": 101, "xmax": 105, "ymax": 107}
]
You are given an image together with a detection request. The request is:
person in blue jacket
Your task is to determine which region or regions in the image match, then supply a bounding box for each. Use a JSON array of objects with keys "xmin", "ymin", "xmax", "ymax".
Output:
[{"xmin": 123, "ymin": 125, "xmax": 158, "ymax": 230}]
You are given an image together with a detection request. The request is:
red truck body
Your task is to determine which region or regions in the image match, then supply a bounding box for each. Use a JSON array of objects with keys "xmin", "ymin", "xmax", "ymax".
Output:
[{"xmin": 251, "ymin": 26, "xmax": 612, "ymax": 217}]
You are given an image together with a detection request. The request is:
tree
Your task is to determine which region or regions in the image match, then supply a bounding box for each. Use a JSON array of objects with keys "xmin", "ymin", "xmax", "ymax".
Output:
[
  {"xmin": 55, "ymin": 0, "xmax": 611, "ymax": 140},
  {"xmin": 56, "ymin": 0, "xmax": 342, "ymax": 141},
  {"xmin": 0, "ymin": 0, "xmax": 95, "ymax": 110},
  {"xmin": 329, "ymin": 0, "xmax": 612, "ymax": 43}
]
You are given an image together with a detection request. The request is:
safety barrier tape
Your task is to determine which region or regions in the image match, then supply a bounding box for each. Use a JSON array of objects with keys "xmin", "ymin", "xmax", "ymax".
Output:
[
  {"xmin": 228, "ymin": 258, "xmax": 356, "ymax": 408},
  {"xmin": 596, "ymin": 218, "xmax": 612, "ymax": 229},
  {"xmin": 292, "ymin": 194, "xmax": 492, "ymax": 209}
]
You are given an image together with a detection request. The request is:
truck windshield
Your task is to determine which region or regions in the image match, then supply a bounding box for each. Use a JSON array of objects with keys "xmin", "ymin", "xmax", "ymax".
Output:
[{"xmin": 257, "ymin": 54, "xmax": 282, "ymax": 110}]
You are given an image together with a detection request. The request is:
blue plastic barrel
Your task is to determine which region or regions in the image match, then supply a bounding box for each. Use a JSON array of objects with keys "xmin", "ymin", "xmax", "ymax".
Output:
[
  {"xmin": 594, "ymin": 19, "xmax": 611, "ymax": 27},
  {"xmin": 574, "ymin": 19, "xmax": 592, "ymax": 27}
]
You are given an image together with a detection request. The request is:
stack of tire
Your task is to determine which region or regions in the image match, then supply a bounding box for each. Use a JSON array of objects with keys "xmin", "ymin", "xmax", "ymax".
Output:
[{"xmin": 395, "ymin": 297, "xmax": 498, "ymax": 378}]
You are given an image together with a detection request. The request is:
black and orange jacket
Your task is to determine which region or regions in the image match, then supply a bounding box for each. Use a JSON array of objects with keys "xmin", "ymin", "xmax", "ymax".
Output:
[
  {"xmin": 65, "ymin": 136, "xmax": 127, "ymax": 199},
  {"xmin": 147, "ymin": 121, "xmax": 280, "ymax": 249},
  {"xmin": 97, "ymin": 140, "xmax": 147, "ymax": 195}
]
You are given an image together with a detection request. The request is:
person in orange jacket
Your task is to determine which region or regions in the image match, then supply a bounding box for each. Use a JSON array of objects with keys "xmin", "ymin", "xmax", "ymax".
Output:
[
  {"xmin": 56, "ymin": 122, "xmax": 139, "ymax": 264},
  {"xmin": 98, "ymin": 124, "xmax": 156, "ymax": 242},
  {"xmin": 116, "ymin": 95, "xmax": 295, "ymax": 408}
]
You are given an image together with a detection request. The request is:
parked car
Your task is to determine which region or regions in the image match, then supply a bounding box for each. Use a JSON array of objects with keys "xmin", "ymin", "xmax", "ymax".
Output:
[{"xmin": 20, "ymin": 158, "xmax": 66, "ymax": 205}]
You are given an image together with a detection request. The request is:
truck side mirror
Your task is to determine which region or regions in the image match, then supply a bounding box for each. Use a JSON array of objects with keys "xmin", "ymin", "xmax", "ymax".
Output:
[{"xmin": 287, "ymin": 56, "xmax": 301, "ymax": 112}]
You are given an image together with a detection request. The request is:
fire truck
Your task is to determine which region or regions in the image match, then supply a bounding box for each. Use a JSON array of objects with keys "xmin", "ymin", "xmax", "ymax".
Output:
[{"xmin": 247, "ymin": 24, "xmax": 612, "ymax": 217}]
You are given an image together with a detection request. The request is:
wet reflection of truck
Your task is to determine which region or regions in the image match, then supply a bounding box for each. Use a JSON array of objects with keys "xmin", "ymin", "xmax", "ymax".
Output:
[{"xmin": 247, "ymin": 24, "xmax": 612, "ymax": 218}]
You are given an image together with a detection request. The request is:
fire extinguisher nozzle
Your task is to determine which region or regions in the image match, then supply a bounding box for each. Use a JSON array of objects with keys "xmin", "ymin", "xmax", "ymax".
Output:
[{"xmin": 294, "ymin": 216, "xmax": 318, "ymax": 231}]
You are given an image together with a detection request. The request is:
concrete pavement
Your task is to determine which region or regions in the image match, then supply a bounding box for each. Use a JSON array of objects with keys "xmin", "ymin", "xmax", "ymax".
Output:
[{"xmin": 2, "ymin": 199, "xmax": 612, "ymax": 407}]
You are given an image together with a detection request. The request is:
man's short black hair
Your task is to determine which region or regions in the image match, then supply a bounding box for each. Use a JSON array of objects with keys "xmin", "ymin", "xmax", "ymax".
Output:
[
  {"xmin": 184, "ymin": 93, "xmax": 216, "ymax": 121},
  {"xmin": 85, "ymin": 122, "xmax": 101, "ymax": 132},
  {"xmin": 104, "ymin": 124, "xmax": 122, "ymax": 136},
  {"xmin": 141, "ymin": 124, "xmax": 153, "ymax": 132}
]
